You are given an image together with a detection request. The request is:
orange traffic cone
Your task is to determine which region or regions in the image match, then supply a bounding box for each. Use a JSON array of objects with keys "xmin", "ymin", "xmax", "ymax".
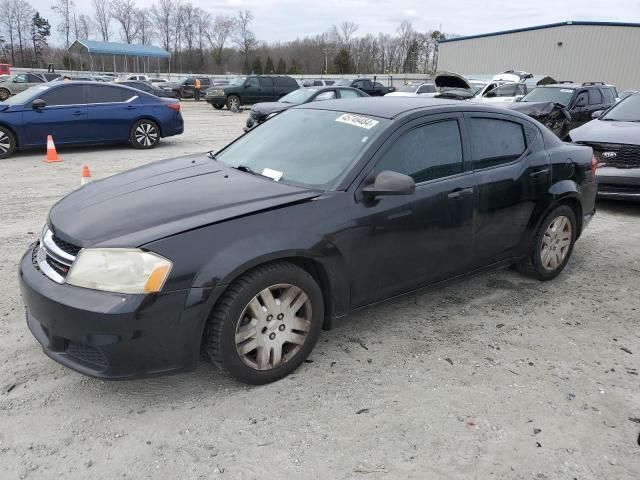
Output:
[
  {"xmin": 44, "ymin": 135, "xmax": 62, "ymax": 163},
  {"xmin": 81, "ymin": 165, "xmax": 92, "ymax": 185}
]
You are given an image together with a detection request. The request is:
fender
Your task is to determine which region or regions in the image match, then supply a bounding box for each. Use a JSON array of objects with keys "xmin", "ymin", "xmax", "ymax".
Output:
[{"xmin": 549, "ymin": 179, "xmax": 579, "ymax": 197}]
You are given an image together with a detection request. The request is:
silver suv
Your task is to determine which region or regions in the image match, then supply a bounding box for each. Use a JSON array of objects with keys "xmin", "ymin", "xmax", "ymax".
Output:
[{"xmin": 0, "ymin": 73, "xmax": 49, "ymax": 101}]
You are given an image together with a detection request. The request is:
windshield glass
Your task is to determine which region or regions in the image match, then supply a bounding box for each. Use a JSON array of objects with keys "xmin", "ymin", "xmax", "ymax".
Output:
[
  {"xmin": 279, "ymin": 88, "xmax": 317, "ymax": 104},
  {"xmin": 215, "ymin": 109, "xmax": 388, "ymax": 188},
  {"xmin": 398, "ymin": 85, "xmax": 418, "ymax": 93},
  {"xmin": 230, "ymin": 76, "xmax": 246, "ymax": 86},
  {"xmin": 1, "ymin": 85, "xmax": 50, "ymax": 104},
  {"xmin": 601, "ymin": 94, "xmax": 640, "ymax": 121},
  {"xmin": 522, "ymin": 87, "xmax": 574, "ymax": 106}
]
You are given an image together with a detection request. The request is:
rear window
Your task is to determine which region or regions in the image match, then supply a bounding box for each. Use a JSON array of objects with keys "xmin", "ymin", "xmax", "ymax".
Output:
[
  {"xmin": 602, "ymin": 88, "xmax": 615, "ymax": 103},
  {"xmin": 468, "ymin": 117, "xmax": 526, "ymax": 169},
  {"xmin": 87, "ymin": 85, "xmax": 135, "ymax": 103}
]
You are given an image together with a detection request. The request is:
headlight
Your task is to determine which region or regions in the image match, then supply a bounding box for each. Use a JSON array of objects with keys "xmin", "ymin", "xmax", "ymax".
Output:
[
  {"xmin": 208, "ymin": 89, "xmax": 223, "ymax": 96},
  {"xmin": 66, "ymin": 248, "xmax": 172, "ymax": 294}
]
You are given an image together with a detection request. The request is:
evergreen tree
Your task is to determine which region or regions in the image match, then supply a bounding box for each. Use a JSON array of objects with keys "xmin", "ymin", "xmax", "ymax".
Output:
[
  {"xmin": 333, "ymin": 48, "xmax": 351, "ymax": 74},
  {"xmin": 276, "ymin": 58, "xmax": 286, "ymax": 74},
  {"xmin": 264, "ymin": 56, "xmax": 275, "ymax": 74},
  {"xmin": 30, "ymin": 12, "xmax": 51, "ymax": 66},
  {"xmin": 251, "ymin": 56, "xmax": 263, "ymax": 74},
  {"xmin": 287, "ymin": 58, "xmax": 300, "ymax": 74}
]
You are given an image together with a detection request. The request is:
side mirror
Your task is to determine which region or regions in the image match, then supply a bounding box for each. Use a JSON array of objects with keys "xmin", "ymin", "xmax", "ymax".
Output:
[
  {"xmin": 361, "ymin": 170, "xmax": 415, "ymax": 198},
  {"xmin": 31, "ymin": 99, "xmax": 46, "ymax": 109},
  {"xmin": 592, "ymin": 110, "xmax": 604, "ymax": 119}
]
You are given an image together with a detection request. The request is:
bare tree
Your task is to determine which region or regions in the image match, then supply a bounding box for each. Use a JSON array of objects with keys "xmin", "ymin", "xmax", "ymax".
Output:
[
  {"xmin": 14, "ymin": 0, "xmax": 34, "ymax": 66},
  {"xmin": 233, "ymin": 10, "xmax": 256, "ymax": 73},
  {"xmin": 111, "ymin": 0, "xmax": 138, "ymax": 43},
  {"xmin": 73, "ymin": 13, "xmax": 91, "ymax": 40},
  {"xmin": 150, "ymin": 0, "xmax": 174, "ymax": 53},
  {"xmin": 0, "ymin": 0, "xmax": 18, "ymax": 65},
  {"xmin": 136, "ymin": 9, "xmax": 154, "ymax": 45},
  {"xmin": 51, "ymin": 0, "xmax": 74, "ymax": 49},
  {"xmin": 180, "ymin": 2, "xmax": 196, "ymax": 68},
  {"xmin": 195, "ymin": 8, "xmax": 210, "ymax": 70},
  {"xmin": 209, "ymin": 14, "xmax": 234, "ymax": 68},
  {"xmin": 91, "ymin": 0, "xmax": 111, "ymax": 42}
]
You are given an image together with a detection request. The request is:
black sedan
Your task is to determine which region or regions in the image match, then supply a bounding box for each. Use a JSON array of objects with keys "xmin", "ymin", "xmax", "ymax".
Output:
[
  {"xmin": 118, "ymin": 80, "xmax": 177, "ymax": 98},
  {"xmin": 19, "ymin": 98, "xmax": 596, "ymax": 384},
  {"xmin": 244, "ymin": 86, "xmax": 368, "ymax": 131},
  {"xmin": 570, "ymin": 93, "xmax": 640, "ymax": 200}
]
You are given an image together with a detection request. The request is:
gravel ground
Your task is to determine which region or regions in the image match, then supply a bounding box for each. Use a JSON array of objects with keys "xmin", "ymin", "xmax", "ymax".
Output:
[{"xmin": 1, "ymin": 101, "xmax": 639, "ymax": 480}]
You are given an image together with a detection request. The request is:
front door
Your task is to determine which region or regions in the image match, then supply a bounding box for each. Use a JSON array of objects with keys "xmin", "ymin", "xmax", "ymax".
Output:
[
  {"xmin": 22, "ymin": 84, "xmax": 88, "ymax": 147},
  {"xmin": 569, "ymin": 91, "xmax": 590, "ymax": 128},
  {"xmin": 350, "ymin": 114, "xmax": 476, "ymax": 308},
  {"xmin": 465, "ymin": 113, "xmax": 551, "ymax": 266}
]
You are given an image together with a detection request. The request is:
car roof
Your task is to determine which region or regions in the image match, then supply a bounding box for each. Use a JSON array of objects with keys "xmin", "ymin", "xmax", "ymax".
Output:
[{"xmin": 295, "ymin": 96, "xmax": 505, "ymax": 119}]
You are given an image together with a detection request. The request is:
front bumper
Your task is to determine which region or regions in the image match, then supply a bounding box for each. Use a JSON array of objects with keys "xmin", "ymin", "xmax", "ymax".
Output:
[
  {"xmin": 205, "ymin": 95, "xmax": 226, "ymax": 106},
  {"xmin": 19, "ymin": 243, "xmax": 212, "ymax": 379},
  {"xmin": 596, "ymin": 166, "xmax": 640, "ymax": 200}
]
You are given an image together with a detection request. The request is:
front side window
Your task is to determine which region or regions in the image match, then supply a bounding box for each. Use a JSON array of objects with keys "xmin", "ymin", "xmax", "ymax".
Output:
[
  {"xmin": 374, "ymin": 120, "xmax": 463, "ymax": 183},
  {"xmin": 14, "ymin": 74, "xmax": 28, "ymax": 83},
  {"xmin": 215, "ymin": 109, "xmax": 388, "ymax": 188},
  {"xmin": 314, "ymin": 91, "xmax": 336, "ymax": 101},
  {"xmin": 40, "ymin": 85, "xmax": 85, "ymax": 106},
  {"xmin": 574, "ymin": 92, "xmax": 588, "ymax": 107},
  {"xmin": 468, "ymin": 117, "xmax": 526, "ymax": 169},
  {"xmin": 246, "ymin": 77, "xmax": 259, "ymax": 88},
  {"xmin": 417, "ymin": 84, "xmax": 436, "ymax": 94}
]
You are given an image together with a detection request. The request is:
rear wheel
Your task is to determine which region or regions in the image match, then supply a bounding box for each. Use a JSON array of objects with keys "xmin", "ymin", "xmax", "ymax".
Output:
[
  {"xmin": 0, "ymin": 126, "xmax": 16, "ymax": 159},
  {"xmin": 0, "ymin": 89, "xmax": 10, "ymax": 101},
  {"xmin": 226, "ymin": 95, "xmax": 240, "ymax": 110},
  {"xmin": 204, "ymin": 261, "xmax": 323, "ymax": 384},
  {"xmin": 213, "ymin": 104, "xmax": 224, "ymax": 110},
  {"xmin": 129, "ymin": 119, "xmax": 160, "ymax": 149},
  {"xmin": 517, "ymin": 205, "xmax": 577, "ymax": 281}
]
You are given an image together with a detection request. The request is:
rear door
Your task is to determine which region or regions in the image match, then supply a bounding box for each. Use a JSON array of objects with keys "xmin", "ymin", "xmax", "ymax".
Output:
[
  {"xmin": 85, "ymin": 84, "xmax": 140, "ymax": 142},
  {"xmin": 22, "ymin": 84, "xmax": 88, "ymax": 146},
  {"xmin": 464, "ymin": 113, "xmax": 550, "ymax": 266},
  {"xmin": 350, "ymin": 114, "xmax": 476, "ymax": 307},
  {"xmin": 258, "ymin": 77, "xmax": 275, "ymax": 101}
]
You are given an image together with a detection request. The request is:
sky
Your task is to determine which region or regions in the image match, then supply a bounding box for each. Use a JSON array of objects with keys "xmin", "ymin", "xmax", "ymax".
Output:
[{"xmin": 29, "ymin": 0, "xmax": 640, "ymax": 45}]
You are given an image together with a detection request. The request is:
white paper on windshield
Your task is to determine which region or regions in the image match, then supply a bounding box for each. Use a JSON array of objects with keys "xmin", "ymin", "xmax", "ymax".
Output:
[
  {"xmin": 335, "ymin": 113, "xmax": 379, "ymax": 130},
  {"xmin": 262, "ymin": 168, "xmax": 283, "ymax": 181},
  {"xmin": 560, "ymin": 89, "xmax": 573, "ymax": 93}
]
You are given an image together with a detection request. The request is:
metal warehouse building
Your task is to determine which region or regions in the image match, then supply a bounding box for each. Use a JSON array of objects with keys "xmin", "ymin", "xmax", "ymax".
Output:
[{"xmin": 438, "ymin": 21, "xmax": 640, "ymax": 90}]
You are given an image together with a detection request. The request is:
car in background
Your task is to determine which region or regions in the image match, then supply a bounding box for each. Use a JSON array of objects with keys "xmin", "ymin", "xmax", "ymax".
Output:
[
  {"xmin": 385, "ymin": 83, "xmax": 436, "ymax": 97},
  {"xmin": 126, "ymin": 74, "xmax": 149, "ymax": 81},
  {"xmin": 0, "ymin": 72, "xmax": 50, "ymax": 101},
  {"xmin": 244, "ymin": 86, "xmax": 368, "ymax": 131},
  {"xmin": 173, "ymin": 76, "xmax": 217, "ymax": 99},
  {"xmin": 118, "ymin": 80, "xmax": 177, "ymax": 98},
  {"xmin": 618, "ymin": 90, "xmax": 638, "ymax": 101},
  {"xmin": 18, "ymin": 98, "xmax": 596, "ymax": 384},
  {"xmin": 150, "ymin": 78, "xmax": 169, "ymax": 84},
  {"xmin": 520, "ymin": 82, "xmax": 618, "ymax": 130},
  {"xmin": 0, "ymin": 64, "xmax": 10, "ymax": 76},
  {"xmin": 301, "ymin": 79, "xmax": 335, "ymax": 87},
  {"xmin": 335, "ymin": 78, "xmax": 395, "ymax": 96},
  {"xmin": 0, "ymin": 81, "xmax": 183, "ymax": 158},
  {"xmin": 569, "ymin": 93, "xmax": 640, "ymax": 200},
  {"xmin": 206, "ymin": 75, "xmax": 299, "ymax": 110}
]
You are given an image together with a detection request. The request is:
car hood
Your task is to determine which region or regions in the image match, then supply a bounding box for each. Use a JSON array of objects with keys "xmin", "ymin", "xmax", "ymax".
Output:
[
  {"xmin": 48, "ymin": 154, "xmax": 321, "ymax": 248},
  {"xmin": 570, "ymin": 119, "xmax": 640, "ymax": 144},
  {"xmin": 434, "ymin": 72, "xmax": 471, "ymax": 91},
  {"xmin": 251, "ymin": 102, "xmax": 292, "ymax": 116}
]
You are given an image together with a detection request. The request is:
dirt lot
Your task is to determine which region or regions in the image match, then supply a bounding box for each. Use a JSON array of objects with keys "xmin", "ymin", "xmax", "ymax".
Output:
[{"xmin": 1, "ymin": 101, "xmax": 639, "ymax": 480}]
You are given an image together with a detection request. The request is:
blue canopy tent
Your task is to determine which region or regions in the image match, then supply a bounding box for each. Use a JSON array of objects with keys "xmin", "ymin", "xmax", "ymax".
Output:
[{"xmin": 68, "ymin": 40, "xmax": 171, "ymax": 74}]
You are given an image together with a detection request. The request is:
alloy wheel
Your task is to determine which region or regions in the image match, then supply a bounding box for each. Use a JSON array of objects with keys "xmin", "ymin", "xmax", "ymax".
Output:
[
  {"xmin": 229, "ymin": 97, "xmax": 239, "ymax": 109},
  {"xmin": 134, "ymin": 123, "xmax": 158, "ymax": 147},
  {"xmin": 540, "ymin": 215, "xmax": 572, "ymax": 271},
  {"xmin": 0, "ymin": 131, "xmax": 11, "ymax": 154},
  {"xmin": 234, "ymin": 283, "xmax": 312, "ymax": 370}
]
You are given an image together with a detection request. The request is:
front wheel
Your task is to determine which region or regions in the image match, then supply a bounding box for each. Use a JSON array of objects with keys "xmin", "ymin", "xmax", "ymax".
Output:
[
  {"xmin": 226, "ymin": 95, "xmax": 240, "ymax": 110},
  {"xmin": 130, "ymin": 119, "xmax": 160, "ymax": 149},
  {"xmin": 517, "ymin": 205, "xmax": 577, "ymax": 281},
  {"xmin": 0, "ymin": 89, "xmax": 10, "ymax": 101},
  {"xmin": 213, "ymin": 104, "xmax": 224, "ymax": 110},
  {"xmin": 204, "ymin": 261, "xmax": 324, "ymax": 384},
  {"xmin": 0, "ymin": 126, "xmax": 16, "ymax": 159}
]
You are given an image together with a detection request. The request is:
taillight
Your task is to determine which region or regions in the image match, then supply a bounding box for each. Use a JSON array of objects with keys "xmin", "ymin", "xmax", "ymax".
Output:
[
  {"xmin": 166, "ymin": 102, "xmax": 180, "ymax": 112},
  {"xmin": 591, "ymin": 154, "xmax": 597, "ymax": 176}
]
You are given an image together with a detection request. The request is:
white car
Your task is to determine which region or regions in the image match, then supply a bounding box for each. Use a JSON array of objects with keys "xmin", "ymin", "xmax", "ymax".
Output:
[
  {"xmin": 149, "ymin": 78, "xmax": 169, "ymax": 84},
  {"xmin": 126, "ymin": 74, "xmax": 149, "ymax": 81},
  {"xmin": 385, "ymin": 83, "xmax": 436, "ymax": 97}
]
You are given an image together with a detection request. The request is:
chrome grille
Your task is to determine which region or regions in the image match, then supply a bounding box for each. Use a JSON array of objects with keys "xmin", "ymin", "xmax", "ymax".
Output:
[
  {"xmin": 582, "ymin": 142, "xmax": 640, "ymax": 169},
  {"xmin": 37, "ymin": 227, "xmax": 79, "ymax": 283}
]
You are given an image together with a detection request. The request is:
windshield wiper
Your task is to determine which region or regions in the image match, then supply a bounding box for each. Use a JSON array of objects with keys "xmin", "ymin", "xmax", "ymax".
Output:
[{"xmin": 234, "ymin": 164, "xmax": 272, "ymax": 179}]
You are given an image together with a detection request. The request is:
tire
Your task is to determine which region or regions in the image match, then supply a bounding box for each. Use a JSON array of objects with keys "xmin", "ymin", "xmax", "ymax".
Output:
[
  {"xmin": 174, "ymin": 91, "xmax": 182, "ymax": 100},
  {"xmin": 226, "ymin": 95, "xmax": 240, "ymax": 110},
  {"xmin": 129, "ymin": 119, "xmax": 160, "ymax": 149},
  {"xmin": 0, "ymin": 89, "xmax": 10, "ymax": 101},
  {"xmin": 213, "ymin": 104, "xmax": 224, "ymax": 110},
  {"xmin": 0, "ymin": 126, "xmax": 16, "ymax": 159},
  {"xmin": 204, "ymin": 261, "xmax": 324, "ymax": 384},
  {"xmin": 517, "ymin": 205, "xmax": 577, "ymax": 281}
]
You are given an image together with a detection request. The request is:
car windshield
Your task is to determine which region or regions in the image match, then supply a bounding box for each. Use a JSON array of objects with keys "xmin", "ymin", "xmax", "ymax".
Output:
[
  {"xmin": 230, "ymin": 76, "xmax": 246, "ymax": 86},
  {"xmin": 279, "ymin": 88, "xmax": 317, "ymax": 104},
  {"xmin": 601, "ymin": 94, "xmax": 640, "ymax": 122},
  {"xmin": 214, "ymin": 109, "xmax": 388, "ymax": 188},
  {"xmin": 522, "ymin": 87, "xmax": 574, "ymax": 106},
  {"xmin": 1, "ymin": 85, "xmax": 50, "ymax": 104},
  {"xmin": 397, "ymin": 85, "xmax": 418, "ymax": 93}
]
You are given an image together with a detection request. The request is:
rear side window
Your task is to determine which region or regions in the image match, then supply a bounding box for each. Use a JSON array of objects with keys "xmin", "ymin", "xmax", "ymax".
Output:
[
  {"xmin": 417, "ymin": 84, "xmax": 436, "ymax": 94},
  {"xmin": 259, "ymin": 77, "xmax": 274, "ymax": 87},
  {"xmin": 588, "ymin": 88, "xmax": 603, "ymax": 105},
  {"xmin": 602, "ymin": 88, "xmax": 615, "ymax": 103},
  {"xmin": 374, "ymin": 120, "xmax": 463, "ymax": 183},
  {"xmin": 40, "ymin": 85, "xmax": 85, "ymax": 106},
  {"xmin": 87, "ymin": 85, "xmax": 134, "ymax": 103},
  {"xmin": 339, "ymin": 89, "xmax": 360, "ymax": 98},
  {"xmin": 27, "ymin": 74, "xmax": 44, "ymax": 83},
  {"xmin": 325, "ymin": 80, "xmax": 335, "ymax": 85},
  {"xmin": 275, "ymin": 76, "xmax": 297, "ymax": 87},
  {"xmin": 468, "ymin": 117, "xmax": 526, "ymax": 169}
]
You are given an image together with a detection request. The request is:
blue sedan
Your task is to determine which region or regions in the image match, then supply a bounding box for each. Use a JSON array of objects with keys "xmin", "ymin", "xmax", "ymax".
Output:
[{"xmin": 0, "ymin": 81, "xmax": 184, "ymax": 158}]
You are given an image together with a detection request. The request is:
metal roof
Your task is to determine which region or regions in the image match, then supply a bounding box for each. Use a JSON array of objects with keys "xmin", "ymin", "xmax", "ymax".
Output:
[
  {"xmin": 440, "ymin": 21, "xmax": 640, "ymax": 43},
  {"xmin": 68, "ymin": 40, "xmax": 170, "ymax": 58}
]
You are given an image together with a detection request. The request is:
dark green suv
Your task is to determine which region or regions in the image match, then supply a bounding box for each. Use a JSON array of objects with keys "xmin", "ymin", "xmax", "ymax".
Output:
[{"xmin": 205, "ymin": 75, "xmax": 299, "ymax": 110}]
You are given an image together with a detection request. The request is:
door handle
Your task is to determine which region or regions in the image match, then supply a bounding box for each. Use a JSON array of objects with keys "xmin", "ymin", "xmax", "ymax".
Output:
[
  {"xmin": 72, "ymin": 110, "xmax": 83, "ymax": 116},
  {"xmin": 447, "ymin": 187, "xmax": 474, "ymax": 199},
  {"xmin": 529, "ymin": 168, "xmax": 550, "ymax": 178},
  {"xmin": 126, "ymin": 105, "xmax": 137, "ymax": 110}
]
